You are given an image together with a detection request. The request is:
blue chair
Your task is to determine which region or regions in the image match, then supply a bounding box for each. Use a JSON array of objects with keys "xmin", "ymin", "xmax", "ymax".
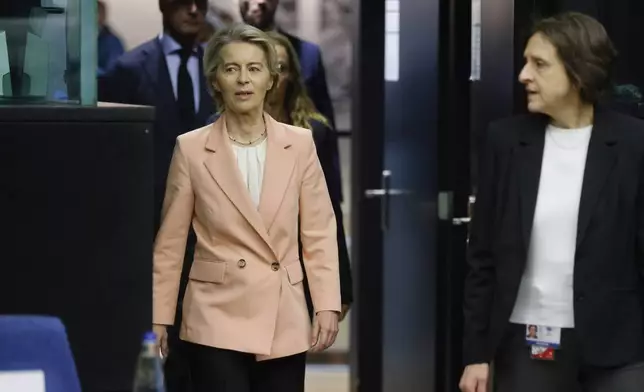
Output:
[{"xmin": 0, "ymin": 315, "xmax": 81, "ymax": 392}]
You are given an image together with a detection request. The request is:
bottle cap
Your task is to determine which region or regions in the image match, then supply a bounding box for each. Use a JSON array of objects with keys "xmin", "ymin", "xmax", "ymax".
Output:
[{"xmin": 143, "ymin": 331, "xmax": 156, "ymax": 342}]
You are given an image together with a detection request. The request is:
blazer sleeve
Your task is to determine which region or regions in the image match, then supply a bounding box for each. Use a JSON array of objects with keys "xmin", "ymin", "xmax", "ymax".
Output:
[
  {"xmin": 312, "ymin": 121, "xmax": 353, "ymax": 305},
  {"xmin": 98, "ymin": 33, "xmax": 125, "ymax": 76},
  {"xmin": 463, "ymin": 124, "xmax": 500, "ymax": 366},
  {"xmin": 299, "ymin": 133, "xmax": 342, "ymax": 314},
  {"xmin": 153, "ymin": 138, "xmax": 195, "ymax": 325}
]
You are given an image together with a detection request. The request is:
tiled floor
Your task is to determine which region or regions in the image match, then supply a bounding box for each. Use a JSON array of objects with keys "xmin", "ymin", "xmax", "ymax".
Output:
[{"xmin": 305, "ymin": 365, "xmax": 350, "ymax": 392}]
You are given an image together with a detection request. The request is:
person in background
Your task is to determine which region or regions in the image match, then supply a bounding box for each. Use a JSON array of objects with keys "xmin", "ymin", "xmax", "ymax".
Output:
[
  {"xmin": 239, "ymin": 0, "xmax": 336, "ymax": 130},
  {"xmin": 98, "ymin": 1, "xmax": 213, "ymax": 391},
  {"xmin": 97, "ymin": 0, "xmax": 124, "ymax": 76},
  {"xmin": 460, "ymin": 12, "xmax": 644, "ymax": 392},
  {"xmin": 153, "ymin": 23, "xmax": 340, "ymax": 392},
  {"xmin": 200, "ymin": 3, "xmax": 236, "ymax": 46},
  {"xmin": 240, "ymin": 0, "xmax": 344, "ymax": 230},
  {"xmin": 264, "ymin": 30, "xmax": 353, "ymax": 320}
]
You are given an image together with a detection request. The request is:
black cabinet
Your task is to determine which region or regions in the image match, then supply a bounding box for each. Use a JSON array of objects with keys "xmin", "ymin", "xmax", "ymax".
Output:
[{"xmin": 0, "ymin": 103, "xmax": 154, "ymax": 392}]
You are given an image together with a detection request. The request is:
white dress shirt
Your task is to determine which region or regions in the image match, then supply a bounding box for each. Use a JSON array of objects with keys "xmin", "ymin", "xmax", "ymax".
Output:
[{"xmin": 509, "ymin": 124, "xmax": 592, "ymax": 328}]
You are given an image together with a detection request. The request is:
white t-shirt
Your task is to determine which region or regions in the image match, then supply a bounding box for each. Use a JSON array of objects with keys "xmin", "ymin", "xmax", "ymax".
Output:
[{"xmin": 509, "ymin": 124, "xmax": 592, "ymax": 328}]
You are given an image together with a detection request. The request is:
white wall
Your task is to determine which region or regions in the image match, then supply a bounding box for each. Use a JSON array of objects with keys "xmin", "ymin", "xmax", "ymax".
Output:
[
  {"xmin": 103, "ymin": 0, "xmax": 243, "ymax": 50},
  {"xmin": 103, "ymin": 0, "xmax": 161, "ymax": 50},
  {"xmin": 102, "ymin": 0, "xmax": 322, "ymax": 50}
]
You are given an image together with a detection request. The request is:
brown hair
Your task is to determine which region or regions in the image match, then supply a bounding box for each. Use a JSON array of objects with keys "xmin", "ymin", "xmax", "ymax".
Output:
[
  {"xmin": 203, "ymin": 23, "xmax": 279, "ymax": 112},
  {"xmin": 531, "ymin": 12, "xmax": 617, "ymax": 103},
  {"xmin": 265, "ymin": 31, "xmax": 329, "ymax": 129}
]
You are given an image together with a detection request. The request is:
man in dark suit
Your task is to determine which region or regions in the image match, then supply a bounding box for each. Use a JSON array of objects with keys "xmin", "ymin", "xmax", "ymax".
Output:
[
  {"xmin": 98, "ymin": 1, "xmax": 213, "ymax": 391},
  {"xmin": 239, "ymin": 0, "xmax": 336, "ymax": 129},
  {"xmin": 99, "ymin": 0, "xmax": 213, "ymax": 230}
]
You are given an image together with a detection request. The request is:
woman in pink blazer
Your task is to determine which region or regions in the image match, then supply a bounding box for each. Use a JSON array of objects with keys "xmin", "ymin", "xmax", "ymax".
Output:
[{"xmin": 152, "ymin": 23, "xmax": 341, "ymax": 392}]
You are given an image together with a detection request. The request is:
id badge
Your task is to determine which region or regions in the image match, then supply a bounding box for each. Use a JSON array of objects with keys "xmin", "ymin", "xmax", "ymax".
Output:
[
  {"xmin": 525, "ymin": 324, "xmax": 561, "ymax": 349},
  {"xmin": 530, "ymin": 345, "xmax": 555, "ymax": 361}
]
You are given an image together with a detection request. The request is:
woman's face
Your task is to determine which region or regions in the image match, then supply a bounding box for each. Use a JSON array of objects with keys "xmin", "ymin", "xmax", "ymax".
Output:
[
  {"xmin": 270, "ymin": 43, "xmax": 291, "ymax": 105},
  {"xmin": 528, "ymin": 326, "xmax": 537, "ymax": 337},
  {"xmin": 213, "ymin": 42, "xmax": 274, "ymax": 114},
  {"xmin": 518, "ymin": 33, "xmax": 578, "ymax": 116}
]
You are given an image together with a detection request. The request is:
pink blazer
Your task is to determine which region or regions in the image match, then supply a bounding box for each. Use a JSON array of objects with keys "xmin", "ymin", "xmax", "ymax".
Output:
[{"xmin": 152, "ymin": 113, "xmax": 341, "ymax": 360}]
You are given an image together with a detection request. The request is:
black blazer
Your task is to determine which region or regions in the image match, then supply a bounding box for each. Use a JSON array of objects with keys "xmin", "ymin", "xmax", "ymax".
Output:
[{"xmin": 463, "ymin": 108, "xmax": 644, "ymax": 368}]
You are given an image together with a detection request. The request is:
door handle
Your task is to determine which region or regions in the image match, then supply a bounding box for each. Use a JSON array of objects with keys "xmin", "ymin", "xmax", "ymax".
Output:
[
  {"xmin": 364, "ymin": 170, "xmax": 411, "ymax": 231},
  {"xmin": 452, "ymin": 217, "xmax": 471, "ymax": 225},
  {"xmin": 450, "ymin": 195, "xmax": 475, "ymax": 226}
]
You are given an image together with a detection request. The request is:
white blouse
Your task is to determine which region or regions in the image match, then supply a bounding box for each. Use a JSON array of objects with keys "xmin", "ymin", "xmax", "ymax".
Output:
[{"xmin": 231, "ymin": 139, "xmax": 268, "ymax": 208}]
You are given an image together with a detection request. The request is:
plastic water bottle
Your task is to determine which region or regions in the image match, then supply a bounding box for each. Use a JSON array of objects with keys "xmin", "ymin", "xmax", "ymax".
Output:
[{"xmin": 132, "ymin": 331, "xmax": 166, "ymax": 392}]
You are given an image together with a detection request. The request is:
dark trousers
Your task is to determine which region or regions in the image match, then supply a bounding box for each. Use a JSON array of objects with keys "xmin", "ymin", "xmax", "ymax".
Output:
[
  {"xmin": 495, "ymin": 324, "xmax": 644, "ymax": 392},
  {"xmin": 185, "ymin": 342, "xmax": 306, "ymax": 392},
  {"xmin": 163, "ymin": 229, "xmax": 196, "ymax": 392},
  {"xmin": 164, "ymin": 330, "xmax": 192, "ymax": 392}
]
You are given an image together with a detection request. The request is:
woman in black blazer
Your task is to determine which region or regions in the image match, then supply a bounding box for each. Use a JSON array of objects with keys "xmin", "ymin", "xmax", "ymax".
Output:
[{"xmin": 460, "ymin": 12, "xmax": 644, "ymax": 392}]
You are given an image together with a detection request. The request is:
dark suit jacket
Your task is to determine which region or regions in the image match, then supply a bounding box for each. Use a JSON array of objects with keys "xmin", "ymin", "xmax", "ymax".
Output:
[
  {"xmin": 98, "ymin": 38, "xmax": 214, "ymax": 229},
  {"xmin": 280, "ymin": 30, "xmax": 336, "ymax": 130},
  {"xmin": 206, "ymin": 113, "xmax": 353, "ymax": 306},
  {"xmin": 464, "ymin": 108, "xmax": 644, "ymax": 368}
]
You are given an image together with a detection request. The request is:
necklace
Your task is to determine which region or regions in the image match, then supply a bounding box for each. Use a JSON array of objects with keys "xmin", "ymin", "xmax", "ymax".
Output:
[{"xmin": 228, "ymin": 129, "xmax": 267, "ymax": 146}]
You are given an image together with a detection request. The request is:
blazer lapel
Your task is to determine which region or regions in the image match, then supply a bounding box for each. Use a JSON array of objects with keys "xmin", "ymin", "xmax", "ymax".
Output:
[
  {"xmin": 517, "ymin": 115, "xmax": 548, "ymax": 248},
  {"xmin": 258, "ymin": 116, "xmax": 296, "ymax": 232},
  {"xmin": 142, "ymin": 39, "xmax": 176, "ymax": 114},
  {"xmin": 576, "ymin": 109, "xmax": 618, "ymax": 246},
  {"xmin": 203, "ymin": 115, "xmax": 274, "ymax": 249}
]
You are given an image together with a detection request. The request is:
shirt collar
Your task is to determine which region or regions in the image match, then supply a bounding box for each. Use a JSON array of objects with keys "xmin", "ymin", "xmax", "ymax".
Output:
[{"xmin": 158, "ymin": 32, "xmax": 198, "ymax": 56}]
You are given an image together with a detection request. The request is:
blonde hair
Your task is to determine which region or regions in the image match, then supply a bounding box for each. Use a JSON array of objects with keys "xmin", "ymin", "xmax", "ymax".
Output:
[
  {"xmin": 203, "ymin": 23, "xmax": 279, "ymax": 112},
  {"xmin": 265, "ymin": 31, "xmax": 329, "ymax": 129}
]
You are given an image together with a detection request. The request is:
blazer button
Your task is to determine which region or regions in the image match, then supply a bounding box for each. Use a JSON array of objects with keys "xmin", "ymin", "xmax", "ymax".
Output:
[
  {"xmin": 237, "ymin": 259, "xmax": 246, "ymax": 269},
  {"xmin": 271, "ymin": 262, "xmax": 280, "ymax": 271}
]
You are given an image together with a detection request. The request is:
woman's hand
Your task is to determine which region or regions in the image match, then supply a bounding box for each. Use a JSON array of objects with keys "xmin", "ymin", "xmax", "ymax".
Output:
[
  {"xmin": 459, "ymin": 363, "xmax": 489, "ymax": 392},
  {"xmin": 310, "ymin": 311, "xmax": 339, "ymax": 352},
  {"xmin": 153, "ymin": 324, "xmax": 169, "ymax": 358}
]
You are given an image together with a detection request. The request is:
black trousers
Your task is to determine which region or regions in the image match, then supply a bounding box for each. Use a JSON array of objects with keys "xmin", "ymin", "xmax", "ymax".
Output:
[
  {"xmin": 185, "ymin": 342, "xmax": 306, "ymax": 392},
  {"xmin": 163, "ymin": 229, "xmax": 196, "ymax": 392},
  {"xmin": 495, "ymin": 324, "xmax": 644, "ymax": 392},
  {"xmin": 164, "ymin": 332, "xmax": 192, "ymax": 392}
]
